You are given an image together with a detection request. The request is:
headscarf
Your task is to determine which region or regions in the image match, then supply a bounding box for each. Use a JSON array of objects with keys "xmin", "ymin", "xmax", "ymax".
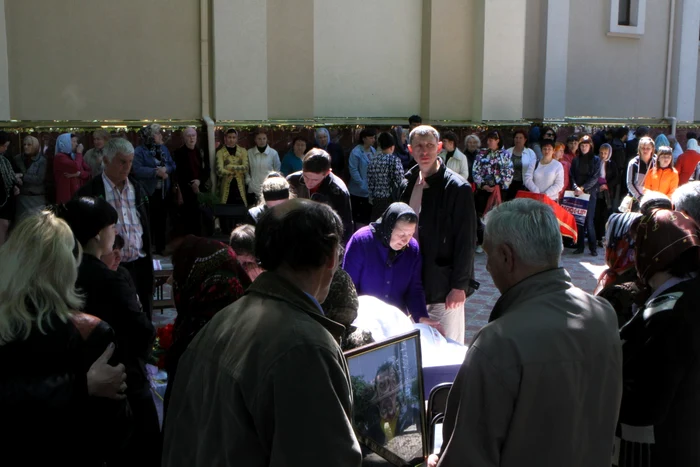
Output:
[
  {"xmin": 314, "ymin": 128, "xmax": 331, "ymax": 150},
  {"xmin": 599, "ymin": 143, "xmax": 612, "ymax": 157},
  {"xmin": 654, "ymin": 134, "xmax": 670, "ymax": 149},
  {"xmin": 55, "ymin": 133, "xmax": 74, "ymax": 159},
  {"xmin": 172, "ymin": 235, "xmax": 251, "ymax": 327},
  {"xmin": 595, "ymin": 212, "xmax": 642, "ymax": 294},
  {"xmin": 369, "ymin": 202, "xmax": 417, "ymax": 249},
  {"xmin": 138, "ymin": 125, "xmax": 156, "ymax": 149},
  {"xmin": 321, "ymin": 268, "xmax": 359, "ymax": 328},
  {"xmin": 633, "ymin": 209, "xmax": 700, "ymax": 283},
  {"xmin": 687, "ymin": 138, "xmax": 699, "ymax": 152},
  {"xmin": 392, "ymin": 126, "xmax": 409, "ymax": 157},
  {"xmin": 528, "ymin": 126, "xmax": 541, "ymax": 144}
]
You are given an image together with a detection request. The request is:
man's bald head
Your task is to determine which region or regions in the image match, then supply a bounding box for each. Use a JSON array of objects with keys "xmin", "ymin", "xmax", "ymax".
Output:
[{"xmin": 256, "ymin": 199, "xmax": 344, "ymax": 272}]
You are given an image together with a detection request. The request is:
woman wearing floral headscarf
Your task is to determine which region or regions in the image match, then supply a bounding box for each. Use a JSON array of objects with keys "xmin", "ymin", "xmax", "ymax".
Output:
[
  {"xmin": 132, "ymin": 124, "xmax": 176, "ymax": 254},
  {"xmin": 616, "ymin": 208, "xmax": 700, "ymax": 467},
  {"xmin": 163, "ymin": 235, "xmax": 251, "ymax": 415},
  {"xmin": 53, "ymin": 132, "xmax": 91, "ymax": 204}
]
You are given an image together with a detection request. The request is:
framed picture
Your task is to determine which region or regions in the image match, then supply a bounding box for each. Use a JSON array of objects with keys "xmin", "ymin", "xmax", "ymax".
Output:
[{"xmin": 345, "ymin": 329, "xmax": 427, "ymax": 467}]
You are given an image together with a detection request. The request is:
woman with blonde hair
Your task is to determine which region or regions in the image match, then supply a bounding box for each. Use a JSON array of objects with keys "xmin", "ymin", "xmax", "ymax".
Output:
[
  {"xmin": 13, "ymin": 135, "xmax": 47, "ymax": 220},
  {"xmin": 624, "ymin": 136, "xmax": 656, "ymax": 212},
  {"xmin": 0, "ymin": 211, "xmax": 131, "ymax": 466}
]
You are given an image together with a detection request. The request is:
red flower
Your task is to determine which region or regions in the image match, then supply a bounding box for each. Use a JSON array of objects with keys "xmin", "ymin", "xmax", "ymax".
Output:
[{"xmin": 157, "ymin": 324, "xmax": 174, "ymax": 350}]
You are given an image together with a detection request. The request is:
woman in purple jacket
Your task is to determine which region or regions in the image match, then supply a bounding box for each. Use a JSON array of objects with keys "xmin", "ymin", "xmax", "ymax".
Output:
[{"xmin": 343, "ymin": 202, "xmax": 444, "ymax": 335}]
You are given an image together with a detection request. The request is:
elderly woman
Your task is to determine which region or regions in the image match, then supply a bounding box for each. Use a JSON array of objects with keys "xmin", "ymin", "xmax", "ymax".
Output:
[
  {"xmin": 523, "ymin": 140, "xmax": 564, "ymax": 201},
  {"xmin": 53, "ymin": 133, "xmax": 90, "ymax": 204},
  {"xmin": 13, "ymin": 136, "xmax": 47, "ymax": 220},
  {"xmin": 343, "ymin": 202, "xmax": 443, "ymax": 334},
  {"xmin": 133, "ymin": 124, "xmax": 176, "ymax": 254},
  {"xmin": 164, "ymin": 236, "xmax": 251, "ymax": 415},
  {"xmin": 463, "ymin": 134, "xmax": 481, "ymax": 184},
  {"xmin": 616, "ymin": 208, "xmax": 700, "ymax": 467},
  {"xmin": 56, "ymin": 196, "xmax": 159, "ymax": 467},
  {"xmin": 314, "ymin": 128, "xmax": 345, "ymax": 175},
  {"xmin": 83, "ymin": 129, "xmax": 111, "ymax": 178},
  {"xmin": 0, "ymin": 210, "xmax": 131, "ymax": 466}
]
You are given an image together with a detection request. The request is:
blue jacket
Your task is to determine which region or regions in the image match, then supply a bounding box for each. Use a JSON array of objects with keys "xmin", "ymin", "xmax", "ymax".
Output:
[{"xmin": 132, "ymin": 144, "xmax": 176, "ymax": 196}]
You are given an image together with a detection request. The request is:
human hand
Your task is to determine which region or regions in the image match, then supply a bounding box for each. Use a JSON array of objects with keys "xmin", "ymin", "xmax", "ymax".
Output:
[
  {"xmin": 191, "ymin": 179, "xmax": 201, "ymax": 188},
  {"xmin": 445, "ymin": 288, "xmax": 466, "ymax": 309},
  {"xmin": 64, "ymin": 171, "xmax": 80, "ymax": 178},
  {"xmin": 600, "ymin": 184, "xmax": 608, "ymax": 191},
  {"xmin": 13, "ymin": 186, "xmax": 19, "ymax": 196},
  {"xmin": 574, "ymin": 188, "xmax": 583, "ymax": 196},
  {"xmin": 14, "ymin": 173, "xmax": 23, "ymax": 186},
  {"xmin": 483, "ymin": 185, "xmax": 494, "ymax": 193},
  {"xmin": 419, "ymin": 317, "xmax": 446, "ymax": 337},
  {"xmin": 87, "ymin": 343, "xmax": 127, "ymax": 400},
  {"xmin": 191, "ymin": 183, "xmax": 200, "ymax": 194},
  {"xmin": 427, "ymin": 454, "xmax": 440, "ymax": 467},
  {"xmin": 156, "ymin": 167, "xmax": 167, "ymax": 178},
  {"xmin": 76, "ymin": 143, "xmax": 84, "ymax": 154}
]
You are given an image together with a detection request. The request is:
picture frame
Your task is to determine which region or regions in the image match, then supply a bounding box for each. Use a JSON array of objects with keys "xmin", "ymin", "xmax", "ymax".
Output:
[{"xmin": 344, "ymin": 329, "xmax": 427, "ymax": 467}]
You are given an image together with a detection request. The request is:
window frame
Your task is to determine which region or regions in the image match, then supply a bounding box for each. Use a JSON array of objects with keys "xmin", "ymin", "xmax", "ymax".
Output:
[{"xmin": 608, "ymin": 0, "xmax": 646, "ymax": 39}]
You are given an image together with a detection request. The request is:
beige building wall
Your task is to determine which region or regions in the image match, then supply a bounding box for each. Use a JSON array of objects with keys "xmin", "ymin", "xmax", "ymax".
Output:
[
  {"xmin": 266, "ymin": 0, "xmax": 314, "ymax": 119},
  {"xmin": 696, "ymin": 60, "xmax": 700, "ymax": 120},
  {"xmin": 313, "ymin": 0, "xmax": 422, "ymax": 118},
  {"xmin": 0, "ymin": 0, "xmax": 10, "ymax": 120},
  {"xmin": 423, "ymin": 0, "xmax": 476, "ymax": 121},
  {"xmin": 5, "ymin": 0, "xmax": 201, "ymax": 121},
  {"xmin": 566, "ymin": 0, "xmax": 669, "ymax": 118},
  {"xmin": 523, "ymin": 0, "xmax": 545, "ymax": 119}
]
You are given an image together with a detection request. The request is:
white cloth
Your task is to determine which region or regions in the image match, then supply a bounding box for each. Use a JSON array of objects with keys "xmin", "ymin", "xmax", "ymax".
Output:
[
  {"xmin": 246, "ymin": 146, "xmax": 281, "ymax": 195},
  {"xmin": 506, "ymin": 147, "xmax": 537, "ymax": 183},
  {"xmin": 438, "ymin": 148, "xmax": 470, "ymax": 182},
  {"xmin": 523, "ymin": 158, "xmax": 565, "ymax": 200},
  {"xmin": 427, "ymin": 303, "xmax": 465, "ymax": 345}
]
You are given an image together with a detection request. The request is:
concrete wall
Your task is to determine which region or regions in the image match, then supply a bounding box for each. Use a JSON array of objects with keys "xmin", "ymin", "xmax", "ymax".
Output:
[
  {"xmin": 566, "ymin": 0, "xmax": 669, "ymax": 118},
  {"xmin": 313, "ymin": 0, "xmax": 422, "ymax": 118},
  {"xmin": 5, "ymin": 0, "xmax": 201, "ymax": 120},
  {"xmin": 0, "ymin": 0, "xmax": 10, "ymax": 120},
  {"xmin": 523, "ymin": 0, "xmax": 545, "ymax": 119}
]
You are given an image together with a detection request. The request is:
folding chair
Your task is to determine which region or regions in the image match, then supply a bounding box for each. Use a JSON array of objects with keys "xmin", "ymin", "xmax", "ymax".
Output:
[{"xmin": 426, "ymin": 382, "xmax": 452, "ymax": 455}]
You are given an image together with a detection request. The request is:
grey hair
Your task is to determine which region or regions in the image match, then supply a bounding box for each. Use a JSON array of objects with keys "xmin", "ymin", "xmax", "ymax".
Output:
[
  {"xmin": 640, "ymin": 190, "xmax": 672, "ymax": 214},
  {"xmin": 103, "ymin": 137, "xmax": 135, "ymax": 162},
  {"xmin": 672, "ymin": 181, "xmax": 700, "ymax": 224},
  {"xmin": 464, "ymin": 134, "xmax": 481, "ymax": 148},
  {"xmin": 183, "ymin": 126, "xmax": 197, "ymax": 135},
  {"xmin": 484, "ymin": 198, "xmax": 562, "ymax": 268},
  {"xmin": 408, "ymin": 125, "xmax": 440, "ymax": 144}
]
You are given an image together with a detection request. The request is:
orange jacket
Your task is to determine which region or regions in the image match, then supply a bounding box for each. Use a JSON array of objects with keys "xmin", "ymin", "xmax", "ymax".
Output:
[{"xmin": 644, "ymin": 166, "xmax": 679, "ymax": 197}]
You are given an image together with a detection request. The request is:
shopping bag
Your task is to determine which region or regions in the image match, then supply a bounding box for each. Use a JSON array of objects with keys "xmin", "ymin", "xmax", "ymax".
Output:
[{"xmin": 561, "ymin": 190, "xmax": 590, "ymax": 226}]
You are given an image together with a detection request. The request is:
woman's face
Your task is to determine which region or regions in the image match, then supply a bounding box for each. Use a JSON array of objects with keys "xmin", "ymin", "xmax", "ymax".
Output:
[
  {"xmin": 442, "ymin": 139, "xmax": 455, "ymax": 152},
  {"xmin": 513, "ymin": 133, "xmax": 526, "ymax": 148},
  {"xmin": 640, "ymin": 143, "xmax": 654, "ymax": 158},
  {"xmin": 487, "ymin": 137, "xmax": 499, "ymax": 151},
  {"xmin": 567, "ymin": 140, "xmax": 579, "ymax": 154},
  {"xmin": 553, "ymin": 148, "xmax": 564, "ymax": 160},
  {"xmin": 316, "ymin": 132, "xmax": 329, "ymax": 147},
  {"xmin": 153, "ymin": 131, "xmax": 164, "ymax": 145},
  {"xmin": 466, "ymin": 138, "xmax": 480, "ymax": 153},
  {"xmin": 658, "ymin": 153, "xmax": 672, "ymax": 168},
  {"xmin": 579, "ymin": 142, "xmax": 592, "ymax": 155},
  {"xmin": 225, "ymin": 132, "xmax": 238, "ymax": 147},
  {"xmin": 97, "ymin": 224, "xmax": 116, "ymax": 257},
  {"xmin": 389, "ymin": 220, "xmax": 416, "ymax": 251},
  {"xmin": 255, "ymin": 133, "xmax": 268, "ymax": 148},
  {"xmin": 600, "ymin": 147, "xmax": 610, "ymax": 161},
  {"xmin": 293, "ymin": 139, "xmax": 307, "ymax": 156},
  {"xmin": 94, "ymin": 136, "xmax": 105, "ymax": 150},
  {"xmin": 71, "ymin": 136, "xmax": 79, "ymax": 152},
  {"xmin": 23, "ymin": 141, "xmax": 36, "ymax": 155},
  {"xmin": 542, "ymin": 145, "xmax": 554, "ymax": 159}
]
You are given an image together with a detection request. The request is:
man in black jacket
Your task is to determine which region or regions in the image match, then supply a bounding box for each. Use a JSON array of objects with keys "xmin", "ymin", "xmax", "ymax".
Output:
[
  {"xmin": 401, "ymin": 125, "xmax": 477, "ymax": 344},
  {"xmin": 76, "ymin": 138, "xmax": 155, "ymax": 320},
  {"xmin": 287, "ymin": 149, "xmax": 353, "ymax": 243}
]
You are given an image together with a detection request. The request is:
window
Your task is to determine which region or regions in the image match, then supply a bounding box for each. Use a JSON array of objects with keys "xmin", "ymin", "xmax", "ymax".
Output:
[{"xmin": 609, "ymin": 0, "xmax": 646, "ymax": 38}]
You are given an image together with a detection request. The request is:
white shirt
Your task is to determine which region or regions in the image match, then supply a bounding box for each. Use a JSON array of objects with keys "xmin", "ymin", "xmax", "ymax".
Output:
[
  {"xmin": 523, "ymin": 158, "xmax": 565, "ymax": 201},
  {"xmin": 506, "ymin": 147, "xmax": 537, "ymax": 181},
  {"xmin": 247, "ymin": 146, "xmax": 281, "ymax": 196}
]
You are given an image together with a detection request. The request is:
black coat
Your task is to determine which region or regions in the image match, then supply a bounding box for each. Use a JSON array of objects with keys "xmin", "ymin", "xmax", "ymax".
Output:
[
  {"xmin": 172, "ymin": 145, "xmax": 211, "ymax": 206},
  {"xmin": 76, "ymin": 255, "xmax": 155, "ymax": 393},
  {"xmin": 400, "ymin": 163, "xmax": 477, "ymax": 303},
  {"xmin": 0, "ymin": 314, "xmax": 132, "ymax": 466}
]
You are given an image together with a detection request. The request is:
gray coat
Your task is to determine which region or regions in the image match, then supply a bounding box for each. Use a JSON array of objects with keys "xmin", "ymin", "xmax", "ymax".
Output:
[{"xmin": 438, "ymin": 268, "xmax": 622, "ymax": 467}]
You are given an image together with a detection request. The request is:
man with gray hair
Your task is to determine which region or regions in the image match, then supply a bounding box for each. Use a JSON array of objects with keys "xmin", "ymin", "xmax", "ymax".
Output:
[
  {"xmin": 76, "ymin": 137, "xmax": 155, "ymax": 320},
  {"xmin": 429, "ymin": 198, "xmax": 622, "ymax": 467},
  {"xmin": 672, "ymin": 180, "xmax": 700, "ymax": 224}
]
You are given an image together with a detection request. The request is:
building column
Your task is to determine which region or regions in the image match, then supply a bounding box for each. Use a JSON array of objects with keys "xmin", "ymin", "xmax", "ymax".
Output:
[
  {"xmin": 471, "ymin": 0, "xmax": 526, "ymax": 121},
  {"xmin": 670, "ymin": 0, "xmax": 700, "ymax": 123},
  {"xmin": 0, "ymin": 0, "xmax": 10, "ymax": 120},
  {"xmin": 542, "ymin": 0, "xmax": 570, "ymax": 120}
]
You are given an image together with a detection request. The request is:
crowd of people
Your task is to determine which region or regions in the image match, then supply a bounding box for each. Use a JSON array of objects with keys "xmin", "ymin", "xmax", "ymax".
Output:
[{"xmin": 1, "ymin": 117, "xmax": 700, "ymax": 467}]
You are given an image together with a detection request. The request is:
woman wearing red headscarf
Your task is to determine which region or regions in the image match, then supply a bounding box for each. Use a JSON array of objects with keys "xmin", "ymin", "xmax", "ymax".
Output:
[
  {"xmin": 616, "ymin": 208, "xmax": 700, "ymax": 467},
  {"xmin": 162, "ymin": 236, "xmax": 251, "ymax": 415}
]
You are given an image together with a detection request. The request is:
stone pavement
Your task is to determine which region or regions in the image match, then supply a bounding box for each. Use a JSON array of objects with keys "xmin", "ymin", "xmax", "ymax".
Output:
[{"xmin": 464, "ymin": 249, "xmax": 607, "ymax": 344}]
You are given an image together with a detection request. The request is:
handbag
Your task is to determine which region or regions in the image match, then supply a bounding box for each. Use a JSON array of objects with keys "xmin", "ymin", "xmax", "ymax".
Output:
[{"xmin": 173, "ymin": 183, "xmax": 184, "ymax": 206}]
